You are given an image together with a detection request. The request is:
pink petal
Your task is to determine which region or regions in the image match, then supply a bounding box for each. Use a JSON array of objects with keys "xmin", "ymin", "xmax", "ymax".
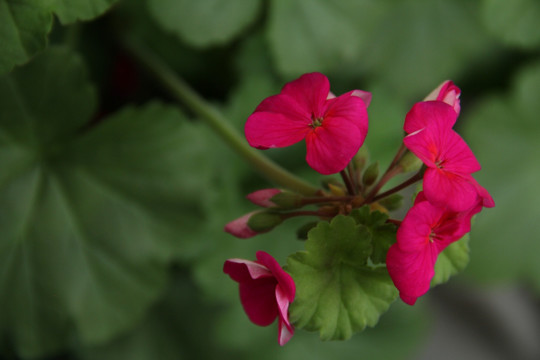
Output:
[
  {"xmin": 423, "ymin": 169, "xmax": 479, "ymax": 212},
  {"xmin": 351, "ymin": 90, "xmax": 372, "ymax": 107},
  {"xmin": 404, "ymin": 101, "xmax": 457, "ymax": 134},
  {"xmin": 223, "ymin": 258, "xmax": 273, "ymax": 283},
  {"xmin": 239, "ymin": 279, "xmax": 279, "ymax": 326},
  {"xmin": 224, "ymin": 212, "xmax": 259, "ymax": 239},
  {"xmin": 275, "ymin": 285, "xmax": 292, "ymax": 330},
  {"xmin": 435, "ymin": 129, "xmax": 481, "ymax": 174},
  {"xmin": 386, "ymin": 243, "xmax": 437, "ymax": 305},
  {"xmin": 256, "ymin": 251, "xmax": 296, "ymax": 302},
  {"xmin": 469, "ymin": 176, "xmax": 495, "ymax": 208},
  {"xmin": 245, "ymin": 110, "xmax": 310, "ymax": 149},
  {"xmin": 305, "ymin": 123, "xmax": 364, "ymax": 174},
  {"xmin": 278, "ymin": 316, "xmax": 294, "ymax": 346},
  {"xmin": 280, "ymin": 72, "xmax": 330, "ymax": 118},
  {"xmin": 325, "ymin": 91, "xmax": 369, "ymax": 136}
]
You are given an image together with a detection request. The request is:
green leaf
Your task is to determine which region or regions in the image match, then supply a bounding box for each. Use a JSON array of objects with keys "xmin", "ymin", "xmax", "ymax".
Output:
[
  {"xmin": 481, "ymin": 0, "xmax": 540, "ymax": 49},
  {"xmin": 0, "ymin": 0, "xmax": 118, "ymax": 74},
  {"xmin": 287, "ymin": 215, "xmax": 397, "ymax": 341},
  {"xmin": 0, "ymin": 47, "xmax": 211, "ymax": 357},
  {"xmin": 147, "ymin": 0, "xmax": 262, "ymax": 47},
  {"xmin": 432, "ymin": 235, "xmax": 470, "ymax": 286},
  {"xmin": 350, "ymin": 206, "xmax": 397, "ymax": 265},
  {"xmin": 267, "ymin": 0, "xmax": 385, "ymax": 77}
]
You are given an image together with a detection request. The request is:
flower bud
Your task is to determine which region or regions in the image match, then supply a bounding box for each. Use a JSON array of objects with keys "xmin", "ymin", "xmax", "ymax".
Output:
[
  {"xmin": 247, "ymin": 211, "xmax": 283, "ymax": 233},
  {"xmin": 270, "ymin": 191, "xmax": 304, "ymax": 209},
  {"xmin": 246, "ymin": 189, "xmax": 282, "ymax": 207},
  {"xmin": 397, "ymin": 151, "xmax": 422, "ymax": 173},
  {"xmin": 378, "ymin": 193, "xmax": 404, "ymax": 212},
  {"xmin": 423, "ymin": 80, "xmax": 461, "ymax": 114},
  {"xmin": 362, "ymin": 162, "xmax": 379, "ymax": 187},
  {"xmin": 225, "ymin": 211, "xmax": 283, "ymax": 238}
]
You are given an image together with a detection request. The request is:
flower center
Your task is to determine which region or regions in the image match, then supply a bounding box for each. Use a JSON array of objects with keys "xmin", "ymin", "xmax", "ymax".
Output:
[{"xmin": 310, "ymin": 115, "xmax": 324, "ymax": 128}]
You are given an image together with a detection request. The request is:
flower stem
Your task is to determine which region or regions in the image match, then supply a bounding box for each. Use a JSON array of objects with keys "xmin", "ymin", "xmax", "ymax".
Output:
[
  {"xmin": 340, "ymin": 170, "xmax": 356, "ymax": 195},
  {"xmin": 123, "ymin": 37, "xmax": 319, "ymax": 196},
  {"xmin": 371, "ymin": 170, "xmax": 424, "ymax": 203}
]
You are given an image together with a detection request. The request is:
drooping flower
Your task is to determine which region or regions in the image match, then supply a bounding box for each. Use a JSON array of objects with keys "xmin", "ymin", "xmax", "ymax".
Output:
[
  {"xmin": 245, "ymin": 72, "xmax": 369, "ymax": 175},
  {"xmin": 386, "ymin": 192, "xmax": 479, "ymax": 305},
  {"xmin": 403, "ymin": 102, "xmax": 486, "ymax": 212},
  {"xmin": 223, "ymin": 251, "xmax": 296, "ymax": 345}
]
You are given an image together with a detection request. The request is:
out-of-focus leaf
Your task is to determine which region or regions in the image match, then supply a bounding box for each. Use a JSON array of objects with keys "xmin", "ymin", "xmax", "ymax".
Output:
[
  {"xmin": 361, "ymin": 0, "xmax": 495, "ymax": 98},
  {"xmin": 0, "ymin": 47, "xmax": 211, "ymax": 357},
  {"xmin": 481, "ymin": 0, "xmax": 540, "ymax": 49},
  {"xmin": 287, "ymin": 215, "xmax": 397, "ymax": 340},
  {"xmin": 147, "ymin": 0, "xmax": 262, "ymax": 47},
  {"xmin": 267, "ymin": 0, "xmax": 386, "ymax": 77},
  {"xmin": 0, "ymin": 0, "xmax": 117, "ymax": 74},
  {"xmin": 461, "ymin": 61, "xmax": 540, "ymax": 290}
]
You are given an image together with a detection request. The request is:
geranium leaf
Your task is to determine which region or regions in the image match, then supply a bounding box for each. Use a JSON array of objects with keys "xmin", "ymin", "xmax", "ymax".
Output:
[
  {"xmin": 147, "ymin": 0, "xmax": 262, "ymax": 47},
  {"xmin": 287, "ymin": 215, "xmax": 397, "ymax": 341},
  {"xmin": 0, "ymin": 47, "xmax": 211, "ymax": 357},
  {"xmin": 0, "ymin": 0, "xmax": 118, "ymax": 74},
  {"xmin": 432, "ymin": 235, "xmax": 470, "ymax": 286},
  {"xmin": 350, "ymin": 206, "xmax": 397, "ymax": 265}
]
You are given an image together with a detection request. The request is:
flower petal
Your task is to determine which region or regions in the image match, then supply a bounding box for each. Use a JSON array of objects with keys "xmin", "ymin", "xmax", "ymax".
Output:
[
  {"xmin": 423, "ymin": 168, "xmax": 479, "ymax": 212},
  {"xmin": 325, "ymin": 91, "xmax": 369, "ymax": 136},
  {"xmin": 239, "ymin": 279, "xmax": 278, "ymax": 326},
  {"xmin": 404, "ymin": 101, "xmax": 457, "ymax": 134},
  {"xmin": 256, "ymin": 251, "xmax": 296, "ymax": 302},
  {"xmin": 280, "ymin": 72, "xmax": 330, "ymax": 118},
  {"xmin": 223, "ymin": 258, "xmax": 273, "ymax": 283},
  {"xmin": 278, "ymin": 315, "xmax": 294, "ymax": 346},
  {"xmin": 245, "ymin": 110, "xmax": 310, "ymax": 149},
  {"xmin": 423, "ymin": 80, "xmax": 461, "ymax": 115}
]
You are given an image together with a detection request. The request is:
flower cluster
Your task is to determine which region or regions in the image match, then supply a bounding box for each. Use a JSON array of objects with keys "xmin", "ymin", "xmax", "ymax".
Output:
[
  {"xmin": 387, "ymin": 81, "xmax": 494, "ymax": 305},
  {"xmin": 223, "ymin": 74, "xmax": 493, "ymax": 345}
]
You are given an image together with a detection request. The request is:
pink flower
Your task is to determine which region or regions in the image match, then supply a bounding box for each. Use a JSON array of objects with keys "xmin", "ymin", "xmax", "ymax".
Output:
[
  {"xmin": 223, "ymin": 251, "xmax": 296, "ymax": 345},
  {"xmin": 245, "ymin": 72, "xmax": 369, "ymax": 175},
  {"xmin": 386, "ymin": 193, "xmax": 479, "ymax": 305},
  {"xmin": 403, "ymin": 102, "xmax": 484, "ymax": 212},
  {"xmin": 423, "ymin": 80, "xmax": 461, "ymax": 114}
]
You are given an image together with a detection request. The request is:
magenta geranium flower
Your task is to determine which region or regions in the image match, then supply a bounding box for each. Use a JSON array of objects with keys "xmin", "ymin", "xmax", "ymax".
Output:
[
  {"xmin": 223, "ymin": 251, "xmax": 296, "ymax": 345},
  {"xmin": 423, "ymin": 80, "xmax": 461, "ymax": 114},
  {"xmin": 386, "ymin": 192, "xmax": 479, "ymax": 305},
  {"xmin": 403, "ymin": 102, "xmax": 486, "ymax": 212},
  {"xmin": 244, "ymin": 72, "xmax": 369, "ymax": 175}
]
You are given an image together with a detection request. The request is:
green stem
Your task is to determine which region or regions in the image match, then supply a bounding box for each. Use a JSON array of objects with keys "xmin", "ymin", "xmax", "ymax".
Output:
[
  {"xmin": 123, "ymin": 37, "xmax": 319, "ymax": 196},
  {"xmin": 370, "ymin": 170, "xmax": 424, "ymax": 203}
]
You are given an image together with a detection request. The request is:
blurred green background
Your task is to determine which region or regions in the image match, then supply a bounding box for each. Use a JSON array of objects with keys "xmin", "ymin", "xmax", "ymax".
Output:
[{"xmin": 1, "ymin": 0, "xmax": 539, "ymax": 359}]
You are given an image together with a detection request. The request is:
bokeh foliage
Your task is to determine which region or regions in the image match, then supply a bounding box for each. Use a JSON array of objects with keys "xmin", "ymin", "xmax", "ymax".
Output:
[{"xmin": 0, "ymin": 0, "xmax": 539, "ymax": 359}]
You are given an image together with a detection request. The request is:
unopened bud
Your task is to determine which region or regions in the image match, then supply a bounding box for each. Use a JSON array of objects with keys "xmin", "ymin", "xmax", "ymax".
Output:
[
  {"xmin": 246, "ymin": 189, "xmax": 282, "ymax": 208},
  {"xmin": 423, "ymin": 80, "xmax": 461, "ymax": 114},
  {"xmin": 362, "ymin": 162, "xmax": 379, "ymax": 187},
  {"xmin": 270, "ymin": 191, "xmax": 304, "ymax": 209},
  {"xmin": 247, "ymin": 211, "xmax": 283, "ymax": 233},
  {"xmin": 378, "ymin": 194, "xmax": 403, "ymax": 211},
  {"xmin": 398, "ymin": 151, "xmax": 422, "ymax": 173}
]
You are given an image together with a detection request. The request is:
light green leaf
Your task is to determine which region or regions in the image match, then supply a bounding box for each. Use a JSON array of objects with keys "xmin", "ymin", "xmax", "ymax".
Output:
[
  {"xmin": 0, "ymin": 47, "xmax": 211, "ymax": 357},
  {"xmin": 147, "ymin": 0, "xmax": 262, "ymax": 47},
  {"xmin": 0, "ymin": 0, "xmax": 118, "ymax": 74},
  {"xmin": 350, "ymin": 206, "xmax": 397, "ymax": 265},
  {"xmin": 287, "ymin": 215, "xmax": 397, "ymax": 341},
  {"xmin": 432, "ymin": 235, "xmax": 470, "ymax": 286},
  {"xmin": 481, "ymin": 0, "xmax": 540, "ymax": 49}
]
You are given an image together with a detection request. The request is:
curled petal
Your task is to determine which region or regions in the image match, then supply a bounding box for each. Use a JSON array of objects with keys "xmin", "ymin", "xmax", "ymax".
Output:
[
  {"xmin": 256, "ymin": 251, "xmax": 296, "ymax": 302},
  {"xmin": 223, "ymin": 258, "xmax": 273, "ymax": 283},
  {"xmin": 424, "ymin": 80, "xmax": 461, "ymax": 114},
  {"xmin": 278, "ymin": 315, "xmax": 294, "ymax": 346}
]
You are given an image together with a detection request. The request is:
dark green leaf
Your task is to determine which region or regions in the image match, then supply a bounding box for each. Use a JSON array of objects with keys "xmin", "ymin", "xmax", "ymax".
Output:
[{"xmin": 0, "ymin": 47, "xmax": 211, "ymax": 357}]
